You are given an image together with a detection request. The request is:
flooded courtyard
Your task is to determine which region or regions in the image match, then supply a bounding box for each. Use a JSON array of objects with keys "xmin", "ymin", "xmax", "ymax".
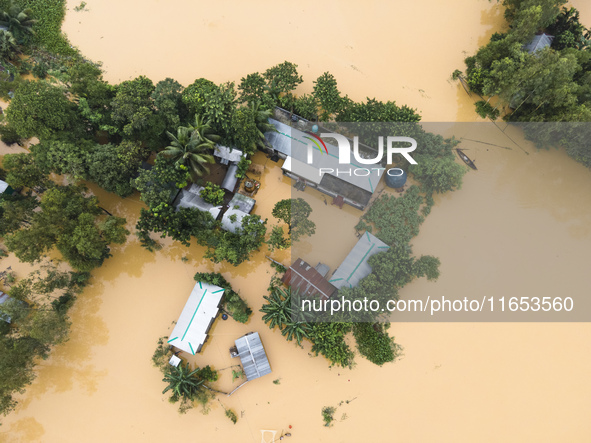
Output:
[{"xmin": 1, "ymin": 0, "xmax": 591, "ymax": 442}]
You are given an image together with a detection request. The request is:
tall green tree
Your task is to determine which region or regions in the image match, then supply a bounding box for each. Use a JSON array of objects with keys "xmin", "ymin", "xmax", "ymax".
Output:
[
  {"xmin": 159, "ymin": 124, "xmax": 216, "ymax": 178},
  {"xmin": 0, "ymin": 1, "xmax": 36, "ymax": 43},
  {"xmin": 6, "ymin": 81, "xmax": 76, "ymax": 140},
  {"xmin": 272, "ymin": 198, "xmax": 316, "ymax": 241},
  {"xmin": 313, "ymin": 72, "xmax": 342, "ymax": 121},
  {"xmin": 0, "ymin": 29, "xmax": 18, "ymax": 60}
]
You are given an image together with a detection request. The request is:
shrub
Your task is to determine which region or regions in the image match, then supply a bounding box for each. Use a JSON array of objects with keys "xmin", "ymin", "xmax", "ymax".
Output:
[
  {"xmin": 193, "ymin": 272, "xmax": 252, "ymax": 323},
  {"xmin": 352, "ymin": 323, "xmax": 402, "ymax": 366},
  {"xmin": 322, "ymin": 406, "xmax": 336, "ymax": 427},
  {"xmin": 199, "ymin": 182, "xmax": 224, "ymax": 205}
]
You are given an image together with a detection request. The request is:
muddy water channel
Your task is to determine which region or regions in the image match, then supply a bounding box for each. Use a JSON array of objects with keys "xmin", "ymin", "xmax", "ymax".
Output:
[{"xmin": 1, "ymin": 1, "xmax": 591, "ymax": 442}]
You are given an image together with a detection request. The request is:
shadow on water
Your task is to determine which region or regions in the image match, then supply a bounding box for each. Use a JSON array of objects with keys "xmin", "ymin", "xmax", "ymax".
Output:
[
  {"xmin": 2, "ymin": 417, "xmax": 45, "ymax": 442},
  {"xmin": 15, "ymin": 278, "xmax": 109, "ymax": 410}
]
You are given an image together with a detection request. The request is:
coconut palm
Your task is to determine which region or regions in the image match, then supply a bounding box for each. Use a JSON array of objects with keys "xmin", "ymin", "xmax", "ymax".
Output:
[
  {"xmin": 281, "ymin": 319, "xmax": 310, "ymax": 346},
  {"xmin": 260, "ymin": 287, "xmax": 292, "ymax": 330},
  {"xmin": 162, "ymin": 362, "xmax": 205, "ymax": 401},
  {"xmin": 0, "ymin": 29, "xmax": 18, "ymax": 61},
  {"xmin": 0, "ymin": 2, "xmax": 36, "ymax": 44},
  {"xmin": 160, "ymin": 125, "xmax": 215, "ymax": 178},
  {"xmin": 189, "ymin": 114, "xmax": 221, "ymax": 145},
  {"xmin": 251, "ymin": 102, "xmax": 277, "ymax": 149}
]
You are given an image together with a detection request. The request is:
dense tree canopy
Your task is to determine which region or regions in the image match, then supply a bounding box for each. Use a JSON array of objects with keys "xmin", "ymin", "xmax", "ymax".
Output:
[
  {"xmin": 6, "ymin": 80, "xmax": 77, "ymax": 140},
  {"xmin": 457, "ymin": 1, "xmax": 591, "ymax": 166}
]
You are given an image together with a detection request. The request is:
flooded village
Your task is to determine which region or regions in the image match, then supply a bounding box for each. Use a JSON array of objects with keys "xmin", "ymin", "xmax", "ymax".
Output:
[{"xmin": 1, "ymin": 0, "xmax": 591, "ymax": 442}]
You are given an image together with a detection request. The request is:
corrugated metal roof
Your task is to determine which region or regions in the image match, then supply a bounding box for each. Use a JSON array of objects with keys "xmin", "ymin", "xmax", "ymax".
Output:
[
  {"xmin": 235, "ymin": 332, "xmax": 271, "ymax": 381},
  {"xmin": 175, "ymin": 184, "xmax": 222, "ymax": 219},
  {"xmin": 214, "ymin": 145, "xmax": 245, "ymax": 163},
  {"xmin": 221, "ymin": 208, "xmax": 249, "ymax": 233},
  {"xmin": 0, "ymin": 180, "xmax": 8, "ymax": 194},
  {"xmin": 0, "ymin": 292, "xmax": 13, "ymax": 323},
  {"xmin": 228, "ymin": 193, "xmax": 255, "ymax": 214},
  {"xmin": 282, "ymin": 259, "xmax": 336, "ymax": 300},
  {"xmin": 330, "ymin": 232, "xmax": 390, "ymax": 289},
  {"xmin": 524, "ymin": 34, "xmax": 553, "ymax": 53},
  {"xmin": 221, "ymin": 163, "xmax": 239, "ymax": 192},
  {"xmin": 168, "ymin": 282, "xmax": 224, "ymax": 355},
  {"xmin": 265, "ymin": 119, "xmax": 382, "ymax": 194}
]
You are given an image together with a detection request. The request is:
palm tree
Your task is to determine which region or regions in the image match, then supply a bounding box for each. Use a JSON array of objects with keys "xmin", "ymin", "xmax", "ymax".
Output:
[
  {"xmin": 260, "ymin": 287, "xmax": 292, "ymax": 330},
  {"xmin": 251, "ymin": 102, "xmax": 277, "ymax": 150},
  {"xmin": 189, "ymin": 114, "xmax": 221, "ymax": 145},
  {"xmin": 0, "ymin": 2, "xmax": 36, "ymax": 44},
  {"xmin": 160, "ymin": 125, "xmax": 215, "ymax": 178},
  {"xmin": 281, "ymin": 319, "xmax": 310, "ymax": 346},
  {"xmin": 162, "ymin": 362, "xmax": 204, "ymax": 401},
  {"xmin": 0, "ymin": 29, "xmax": 18, "ymax": 61}
]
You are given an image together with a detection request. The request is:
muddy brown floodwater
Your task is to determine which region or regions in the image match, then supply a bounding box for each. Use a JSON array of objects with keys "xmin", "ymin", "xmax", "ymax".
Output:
[{"xmin": 1, "ymin": 1, "xmax": 591, "ymax": 442}]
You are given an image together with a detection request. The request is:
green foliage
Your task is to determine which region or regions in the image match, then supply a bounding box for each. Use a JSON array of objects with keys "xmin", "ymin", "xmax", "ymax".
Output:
[
  {"xmin": 235, "ymin": 155, "xmax": 251, "ymax": 179},
  {"xmin": 272, "ymin": 378, "xmax": 281, "ymax": 385},
  {"xmin": 337, "ymin": 97, "xmax": 421, "ymax": 123},
  {"xmin": 0, "ymin": 29, "xmax": 18, "ymax": 60},
  {"xmin": 0, "ymin": 123, "xmax": 22, "ymax": 145},
  {"xmin": 152, "ymin": 77, "xmax": 187, "ymax": 132},
  {"xmin": 0, "ymin": 263, "xmax": 87, "ymax": 417},
  {"xmin": 264, "ymin": 61, "xmax": 303, "ymax": 96},
  {"xmin": 133, "ymin": 156, "xmax": 189, "ymax": 209},
  {"xmin": 199, "ymin": 182, "xmax": 224, "ymax": 205},
  {"xmin": 2, "ymin": 152, "xmax": 48, "ymax": 189},
  {"xmin": 109, "ymin": 75, "xmax": 163, "ymax": 145},
  {"xmin": 238, "ymin": 72, "xmax": 271, "ymax": 107},
  {"xmin": 231, "ymin": 369, "xmax": 243, "ymax": 382},
  {"xmin": 193, "ymin": 272, "xmax": 252, "ymax": 323},
  {"xmin": 86, "ymin": 141, "xmax": 144, "ymax": 197},
  {"xmin": 205, "ymin": 214, "xmax": 267, "ymax": 266},
  {"xmin": 267, "ymin": 225, "xmax": 290, "ymax": 251},
  {"xmin": 547, "ymin": 7, "xmax": 590, "ymax": 50},
  {"xmin": 225, "ymin": 408, "xmax": 238, "ymax": 424},
  {"xmin": 181, "ymin": 78, "xmax": 217, "ymax": 117},
  {"xmin": 313, "ymin": 72, "xmax": 342, "ymax": 121},
  {"xmin": 352, "ymin": 323, "xmax": 402, "ymax": 366},
  {"xmin": 151, "ymin": 336, "xmax": 172, "ymax": 373},
  {"xmin": 457, "ymin": 2, "xmax": 591, "ymax": 166},
  {"xmin": 308, "ymin": 322, "xmax": 354, "ymax": 368},
  {"xmin": 18, "ymin": 0, "xmax": 74, "ymax": 54},
  {"xmin": 293, "ymin": 93, "xmax": 318, "ymax": 121},
  {"xmin": 474, "ymin": 100, "xmax": 500, "ymax": 120},
  {"xmin": 3, "ymin": 185, "xmax": 129, "ymax": 271},
  {"xmin": 359, "ymin": 186, "xmax": 424, "ymax": 245},
  {"xmin": 322, "ymin": 406, "xmax": 336, "ymax": 427},
  {"xmin": 160, "ymin": 117, "xmax": 218, "ymax": 178},
  {"xmin": 6, "ymin": 80, "xmax": 77, "ymax": 140},
  {"xmin": 272, "ymin": 198, "xmax": 315, "ymax": 241}
]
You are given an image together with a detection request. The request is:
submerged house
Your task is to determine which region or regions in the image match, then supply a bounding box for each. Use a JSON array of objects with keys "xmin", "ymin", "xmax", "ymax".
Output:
[
  {"xmin": 167, "ymin": 281, "xmax": 225, "ymax": 355},
  {"xmin": 0, "ymin": 179, "xmax": 15, "ymax": 196},
  {"xmin": 221, "ymin": 193, "xmax": 257, "ymax": 233},
  {"xmin": 264, "ymin": 118, "xmax": 382, "ymax": 210},
  {"xmin": 282, "ymin": 258, "xmax": 337, "ymax": 300},
  {"xmin": 0, "ymin": 291, "xmax": 13, "ymax": 323},
  {"xmin": 214, "ymin": 145, "xmax": 245, "ymax": 192},
  {"xmin": 329, "ymin": 232, "xmax": 390, "ymax": 290},
  {"xmin": 231, "ymin": 332, "xmax": 271, "ymax": 381},
  {"xmin": 175, "ymin": 183, "xmax": 223, "ymax": 219},
  {"xmin": 524, "ymin": 33, "xmax": 554, "ymax": 53}
]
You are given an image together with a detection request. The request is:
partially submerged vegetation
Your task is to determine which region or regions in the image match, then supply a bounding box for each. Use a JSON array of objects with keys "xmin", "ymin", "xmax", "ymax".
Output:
[
  {"xmin": 0, "ymin": 0, "xmax": 469, "ymax": 424},
  {"xmin": 455, "ymin": 0, "xmax": 591, "ymax": 167},
  {"xmin": 0, "ymin": 262, "xmax": 90, "ymax": 416},
  {"xmin": 193, "ymin": 272, "xmax": 252, "ymax": 323}
]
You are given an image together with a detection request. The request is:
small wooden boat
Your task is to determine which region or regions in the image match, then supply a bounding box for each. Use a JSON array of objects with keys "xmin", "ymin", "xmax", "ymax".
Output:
[{"xmin": 456, "ymin": 148, "xmax": 477, "ymax": 170}]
